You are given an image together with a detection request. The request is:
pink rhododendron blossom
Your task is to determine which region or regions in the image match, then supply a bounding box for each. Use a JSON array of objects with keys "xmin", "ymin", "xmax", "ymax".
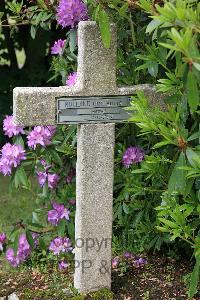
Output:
[
  {"xmin": 27, "ymin": 126, "xmax": 56, "ymax": 149},
  {"xmin": 135, "ymin": 257, "xmax": 147, "ymax": 267},
  {"xmin": 37, "ymin": 171, "xmax": 48, "ymax": 187},
  {"xmin": 3, "ymin": 115, "xmax": 24, "ymax": 138},
  {"xmin": 66, "ymin": 72, "xmax": 77, "ymax": 87},
  {"xmin": 0, "ymin": 143, "xmax": 26, "ymax": 176},
  {"xmin": 0, "ymin": 157, "xmax": 12, "ymax": 176},
  {"xmin": 0, "ymin": 233, "xmax": 6, "ymax": 251},
  {"xmin": 6, "ymin": 234, "xmax": 31, "ymax": 267},
  {"xmin": 51, "ymin": 39, "xmax": 65, "ymax": 55},
  {"xmin": 56, "ymin": 0, "xmax": 88, "ymax": 28},
  {"xmin": 17, "ymin": 234, "xmax": 31, "ymax": 261},
  {"xmin": 49, "ymin": 236, "xmax": 72, "ymax": 255},
  {"xmin": 48, "ymin": 173, "xmax": 60, "ymax": 189},
  {"xmin": 48, "ymin": 209, "xmax": 60, "ymax": 225},
  {"xmin": 112, "ymin": 257, "xmax": 119, "ymax": 269},
  {"xmin": 48, "ymin": 202, "xmax": 70, "ymax": 225},
  {"xmin": 123, "ymin": 251, "xmax": 134, "ymax": 259},
  {"xmin": 122, "ymin": 146, "xmax": 145, "ymax": 168},
  {"xmin": 6, "ymin": 248, "xmax": 20, "ymax": 267},
  {"xmin": 58, "ymin": 260, "xmax": 69, "ymax": 270},
  {"xmin": 31, "ymin": 233, "xmax": 40, "ymax": 248}
]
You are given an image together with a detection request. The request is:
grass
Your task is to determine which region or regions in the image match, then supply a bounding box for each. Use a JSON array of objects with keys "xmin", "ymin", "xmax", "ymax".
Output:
[{"xmin": 0, "ymin": 175, "xmax": 38, "ymax": 233}]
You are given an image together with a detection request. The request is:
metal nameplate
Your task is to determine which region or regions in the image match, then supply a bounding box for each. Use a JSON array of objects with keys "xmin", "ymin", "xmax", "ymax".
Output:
[{"xmin": 56, "ymin": 95, "xmax": 132, "ymax": 124}]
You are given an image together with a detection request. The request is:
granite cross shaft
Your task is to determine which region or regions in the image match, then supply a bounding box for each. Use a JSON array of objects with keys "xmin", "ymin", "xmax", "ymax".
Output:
[{"xmin": 13, "ymin": 21, "xmax": 162, "ymax": 293}]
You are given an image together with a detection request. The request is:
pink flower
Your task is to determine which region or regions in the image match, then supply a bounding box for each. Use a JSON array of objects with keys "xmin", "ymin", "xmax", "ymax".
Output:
[
  {"xmin": 48, "ymin": 202, "xmax": 70, "ymax": 225},
  {"xmin": 0, "ymin": 143, "xmax": 26, "ymax": 176},
  {"xmin": 0, "ymin": 157, "xmax": 12, "ymax": 176},
  {"xmin": 66, "ymin": 72, "xmax": 77, "ymax": 87},
  {"xmin": 58, "ymin": 260, "xmax": 69, "ymax": 270},
  {"xmin": 112, "ymin": 257, "xmax": 119, "ymax": 269},
  {"xmin": 49, "ymin": 237, "xmax": 72, "ymax": 255},
  {"xmin": 3, "ymin": 115, "xmax": 24, "ymax": 138},
  {"xmin": 135, "ymin": 257, "xmax": 147, "ymax": 267},
  {"xmin": 6, "ymin": 234, "xmax": 31, "ymax": 267},
  {"xmin": 17, "ymin": 234, "xmax": 31, "ymax": 261},
  {"xmin": 0, "ymin": 233, "xmax": 6, "ymax": 251},
  {"xmin": 37, "ymin": 171, "xmax": 48, "ymax": 187},
  {"xmin": 56, "ymin": 0, "xmax": 88, "ymax": 28},
  {"xmin": 6, "ymin": 248, "xmax": 20, "ymax": 267},
  {"xmin": 122, "ymin": 146, "xmax": 145, "ymax": 168},
  {"xmin": 48, "ymin": 209, "xmax": 60, "ymax": 225},
  {"xmin": 27, "ymin": 126, "xmax": 56, "ymax": 149},
  {"xmin": 48, "ymin": 173, "xmax": 60, "ymax": 189},
  {"xmin": 51, "ymin": 39, "xmax": 65, "ymax": 55},
  {"xmin": 32, "ymin": 233, "xmax": 40, "ymax": 248}
]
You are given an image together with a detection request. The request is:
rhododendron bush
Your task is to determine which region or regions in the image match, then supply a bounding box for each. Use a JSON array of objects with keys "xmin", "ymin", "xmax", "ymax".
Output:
[{"xmin": 0, "ymin": 0, "xmax": 199, "ymax": 297}]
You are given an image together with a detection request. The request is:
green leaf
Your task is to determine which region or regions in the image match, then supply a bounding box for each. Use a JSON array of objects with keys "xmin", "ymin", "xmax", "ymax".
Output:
[
  {"xmin": 168, "ymin": 152, "xmax": 187, "ymax": 194},
  {"xmin": 57, "ymin": 219, "xmax": 66, "ymax": 236},
  {"xmin": 30, "ymin": 25, "xmax": 37, "ymax": 39},
  {"xmin": 118, "ymin": 3, "xmax": 129, "ymax": 17},
  {"xmin": 26, "ymin": 230, "xmax": 35, "ymax": 249},
  {"xmin": 66, "ymin": 221, "xmax": 75, "ymax": 237},
  {"xmin": 193, "ymin": 62, "xmax": 200, "ymax": 72},
  {"xmin": 48, "ymin": 149, "xmax": 63, "ymax": 166},
  {"xmin": 153, "ymin": 140, "xmax": 172, "ymax": 149},
  {"xmin": 13, "ymin": 135, "xmax": 24, "ymax": 147},
  {"xmin": 123, "ymin": 202, "xmax": 129, "ymax": 214},
  {"xmin": 189, "ymin": 257, "xmax": 200, "ymax": 298},
  {"xmin": 98, "ymin": 9, "xmax": 111, "ymax": 49},
  {"xmin": 158, "ymin": 218, "xmax": 178, "ymax": 229},
  {"xmin": 14, "ymin": 166, "xmax": 29, "ymax": 189},
  {"xmin": 156, "ymin": 226, "xmax": 169, "ymax": 233},
  {"xmin": 148, "ymin": 62, "xmax": 158, "ymax": 77},
  {"xmin": 146, "ymin": 19, "xmax": 162, "ymax": 34},
  {"xmin": 36, "ymin": 0, "xmax": 48, "ymax": 10},
  {"xmin": 186, "ymin": 148, "xmax": 200, "ymax": 168},
  {"xmin": 69, "ymin": 29, "xmax": 77, "ymax": 54},
  {"xmin": 187, "ymin": 71, "xmax": 199, "ymax": 113}
]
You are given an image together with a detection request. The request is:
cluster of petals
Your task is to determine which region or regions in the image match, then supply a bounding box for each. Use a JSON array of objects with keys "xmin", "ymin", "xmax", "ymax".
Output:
[
  {"xmin": 51, "ymin": 39, "xmax": 66, "ymax": 55},
  {"xmin": 112, "ymin": 257, "xmax": 119, "ymax": 269},
  {"xmin": 58, "ymin": 260, "xmax": 69, "ymax": 270},
  {"xmin": 37, "ymin": 171, "xmax": 60, "ymax": 189},
  {"xmin": 66, "ymin": 72, "xmax": 77, "ymax": 87},
  {"xmin": 56, "ymin": 0, "xmax": 88, "ymax": 28},
  {"xmin": 32, "ymin": 232, "xmax": 40, "ymax": 248},
  {"xmin": 0, "ymin": 233, "xmax": 6, "ymax": 251},
  {"xmin": 0, "ymin": 143, "xmax": 26, "ymax": 176},
  {"xmin": 6, "ymin": 234, "xmax": 31, "ymax": 267},
  {"xmin": 27, "ymin": 125, "xmax": 56, "ymax": 150},
  {"xmin": 49, "ymin": 236, "xmax": 72, "ymax": 255},
  {"xmin": 122, "ymin": 146, "xmax": 145, "ymax": 168},
  {"xmin": 112, "ymin": 253, "xmax": 147, "ymax": 269},
  {"xmin": 3, "ymin": 115, "xmax": 24, "ymax": 138},
  {"xmin": 48, "ymin": 201, "xmax": 70, "ymax": 226}
]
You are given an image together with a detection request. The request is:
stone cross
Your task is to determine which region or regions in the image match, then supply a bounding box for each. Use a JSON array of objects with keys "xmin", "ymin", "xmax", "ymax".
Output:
[{"xmin": 13, "ymin": 21, "xmax": 163, "ymax": 293}]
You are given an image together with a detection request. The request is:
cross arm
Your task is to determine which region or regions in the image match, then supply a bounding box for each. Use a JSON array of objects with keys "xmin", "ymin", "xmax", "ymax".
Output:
[
  {"xmin": 118, "ymin": 84, "xmax": 166, "ymax": 110},
  {"xmin": 13, "ymin": 86, "xmax": 84, "ymax": 126}
]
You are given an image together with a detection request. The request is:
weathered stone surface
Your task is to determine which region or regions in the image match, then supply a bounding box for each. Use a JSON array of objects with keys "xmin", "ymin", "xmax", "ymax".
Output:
[{"xmin": 75, "ymin": 123, "xmax": 115, "ymax": 292}]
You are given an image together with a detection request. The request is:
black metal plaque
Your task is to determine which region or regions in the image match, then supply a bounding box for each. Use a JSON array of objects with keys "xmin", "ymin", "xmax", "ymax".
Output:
[{"xmin": 56, "ymin": 95, "xmax": 131, "ymax": 124}]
